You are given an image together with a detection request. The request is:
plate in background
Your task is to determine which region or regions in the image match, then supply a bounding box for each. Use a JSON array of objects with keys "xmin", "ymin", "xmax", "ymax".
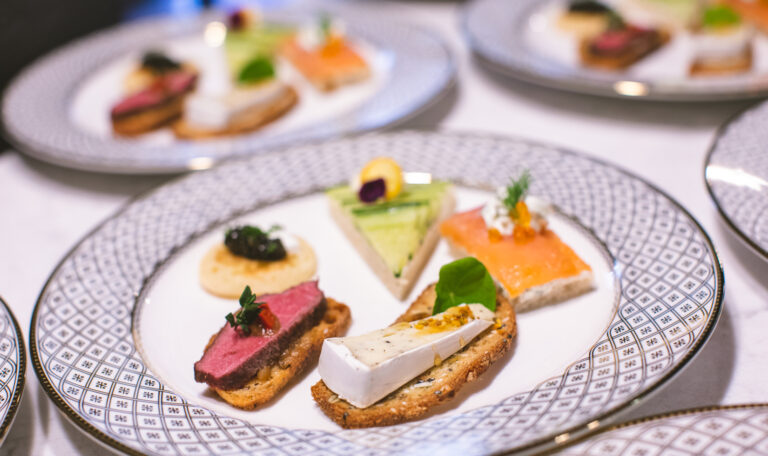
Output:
[
  {"xmin": 0, "ymin": 296, "xmax": 25, "ymax": 446},
  {"xmin": 706, "ymin": 101, "xmax": 768, "ymax": 262},
  {"xmin": 2, "ymin": 7, "xmax": 454, "ymax": 174},
  {"xmin": 463, "ymin": 0, "xmax": 768, "ymax": 101}
]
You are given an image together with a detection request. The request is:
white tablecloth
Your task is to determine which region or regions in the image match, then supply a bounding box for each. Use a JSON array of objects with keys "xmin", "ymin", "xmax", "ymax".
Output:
[{"xmin": 2, "ymin": 1, "xmax": 767, "ymax": 454}]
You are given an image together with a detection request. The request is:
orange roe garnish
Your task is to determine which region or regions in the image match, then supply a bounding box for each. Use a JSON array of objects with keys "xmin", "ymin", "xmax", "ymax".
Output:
[
  {"xmin": 321, "ymin": 35, "xmax": 344, "ymax": 57},
  {"xmin": 488, "ymin": 228, "xmax": 503, "ymax": 242}
]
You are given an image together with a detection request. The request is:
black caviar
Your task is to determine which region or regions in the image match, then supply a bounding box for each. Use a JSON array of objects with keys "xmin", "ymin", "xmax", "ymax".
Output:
[{"xmin": 224, "ymin": 225, "xmax": 287, "ymax": 261}]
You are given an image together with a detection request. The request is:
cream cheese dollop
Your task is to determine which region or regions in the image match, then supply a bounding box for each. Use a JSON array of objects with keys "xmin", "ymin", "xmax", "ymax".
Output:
[
  {"xmin": 297, "ymin": 18, "xmax": 346, "ymax": 51},
  {"xmin": 481, "ymin": 189, "xmax": 552, "ymax": 235},
  {"xmin": 691, "ymin": 24, "xmax": 753, "ymax": 61}
]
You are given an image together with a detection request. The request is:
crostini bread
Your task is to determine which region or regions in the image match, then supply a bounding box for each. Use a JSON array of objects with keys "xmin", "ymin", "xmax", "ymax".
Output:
[
  {"xmin": 173, "ymin": 85, "xmax": 298, "ymax": 140},
  {"xmin": 580, "ymin": 29, "xmax": 671, "ymax": 70},
  {"xmin": 211, "ymin": 297, "xmax": 351, "ymax": 409},
  {"xmin": 311, "ymin": 284, "xmax": 516, "ymax": 428},
  {"xmin": 199, "ymin": 236, "xmax": 317, "ymax": 299}
]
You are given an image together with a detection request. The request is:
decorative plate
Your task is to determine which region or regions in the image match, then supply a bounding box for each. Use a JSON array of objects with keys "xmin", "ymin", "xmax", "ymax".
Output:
[
  {"xmin": 30, "ymin": 131, "xmax": 723, "ymax": 455},
  {"xmin": 560, "ymin": 404, "xmax": 768, "ymax": 455},
  {"xmin": 706, "ymin": 101, "xmax": 768, "ymax": 262},
  {"xmin": 463, "ymin": 0, "xmax": 768, "ymax": 101},
  {"xmin": 1, "ymin": 7, "xmax": 454, "ymax": 174},
  {"xmin": 0, "ymin": 297, "xmax": 25, "ymax": 446}
]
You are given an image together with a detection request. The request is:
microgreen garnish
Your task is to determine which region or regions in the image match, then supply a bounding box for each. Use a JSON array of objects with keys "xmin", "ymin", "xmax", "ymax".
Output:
[
  {"xmin": 606, "ymin": 11, "xmax": 626, "ymax": 30},
  {"xmin": 237, "ymin": 56, "xmax": 275, "ymax": 84},
  {"xmin": 502, "ymin": 170, "xmax": 531, "ymax": 217},
  {"xmin": 433, "ymin": 258, "xmax": 496, "ymax": 315},
  {"xmin": 226, "ymin": 286, "xmax": 266, "ymax": 335},
  {"xmin": 225, "ymin": 225, "xmax": 287, "ymax": 261},
  {"xmin": 141, "ymin": 51, "xmax": 181, "ymax": 73},
  {"xmin": 320, "ymin": 13, "xmax": 332, "ymax": 40}
]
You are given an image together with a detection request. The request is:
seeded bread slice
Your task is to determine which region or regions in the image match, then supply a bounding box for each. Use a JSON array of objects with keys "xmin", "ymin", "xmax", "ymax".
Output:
[
  {"xmin": 311, "ymin": 284, "xmax": 516, "ymax": 428},
  {"xmin": 211, "ymin": 297, "xmax": 350, "ymax": 409}
]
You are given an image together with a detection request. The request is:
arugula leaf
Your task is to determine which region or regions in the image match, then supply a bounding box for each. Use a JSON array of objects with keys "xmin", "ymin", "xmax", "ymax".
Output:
[
  {"xmin": 237, "ymin": 56, "xmax": 275, "ymax": 84},
  {"xmin": 502, "ymin": 170, "xmax": 531, "ymax": 217},
  {"xmin": 226, "ymin": 286, "xmax": 265, "ymax": 335},
  {"xmin": 433, "ymin": 258, "xmax": 497, "ymax": 315},
  {"xmin": 703, "ymin": 6, "xmax": 740, "ymax": 28}
]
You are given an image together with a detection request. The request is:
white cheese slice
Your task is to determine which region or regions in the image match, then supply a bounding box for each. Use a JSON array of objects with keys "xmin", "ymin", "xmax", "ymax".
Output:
[
  {"xmin": 318, "ymin": 304, "xmax": 495, "ymax": 408},
  {"xmin": 183, "ymin": 80, "xmax": 286, "ymax": 129}
]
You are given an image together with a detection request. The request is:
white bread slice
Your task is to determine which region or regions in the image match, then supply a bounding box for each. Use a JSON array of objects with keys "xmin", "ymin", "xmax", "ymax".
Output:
[
  {"xmin": 311, "ymin": 284, "xmax": 516, "ymax": 428},
  {"xmin": 328, "ymin": 190, "xmax": 455, "ymax": 300},
  {"xmin": 445, "ymin": 239, "xmax": 594, "ymax": 313}
]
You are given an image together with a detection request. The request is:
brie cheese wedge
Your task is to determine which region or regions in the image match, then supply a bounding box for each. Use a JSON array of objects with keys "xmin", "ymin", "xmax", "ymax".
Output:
[
  {"xmin": 183, "ymin": 80, "xmax": 287, "ymax": 129},
  {"xmin": 318, "ymin": 304, "xmax": 495, "ymax": 408}
]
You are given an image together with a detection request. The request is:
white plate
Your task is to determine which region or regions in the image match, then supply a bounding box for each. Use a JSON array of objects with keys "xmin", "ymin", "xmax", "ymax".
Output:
[
  {"xmin": 2, "ymin": 7, "xmax": 454, "ymax": 174},
  {"xmin": 463, "ymin": 0, "xmax": 768, "ymax": 101},
  {"xmin": 561, "ymin": 404, "xmax": 768, "ymax": 455},
  {"xmin": 706, "ymin": 101, "xmax": 768, "ymax": 262},
  {"xmin": 0, "ymin": 297, "xmax": 25, "ymax": 447},
  {"xmin": 30, "ymin": 131, "xmax": 723, "ymax": 455}
]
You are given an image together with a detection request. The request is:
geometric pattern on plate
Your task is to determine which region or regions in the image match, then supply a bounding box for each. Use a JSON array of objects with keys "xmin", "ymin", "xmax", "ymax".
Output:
[
  {"xmin": 2, "ymin": 8, "xmax": 454, "ymax": 174},
  {"xmin": 0, "ymin": 297, "xmax": 25, "ymax": 445},
  {"xmin": 560, "ymin": 404, "xmax": 768, "ymax": 455},
  {"xmin": 30, "ymin": 131, "xmax": 723, "ymax": 455},
  {"xmin": 462, "ymin": 0, "xmax": 768, "ymax": 101},
  {"xmin": 706, "ymin": 100, "xmax": 768, "ymax": 261}
]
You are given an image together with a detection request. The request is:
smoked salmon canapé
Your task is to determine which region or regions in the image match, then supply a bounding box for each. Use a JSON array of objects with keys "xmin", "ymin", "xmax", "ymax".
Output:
[
  {"xmin": 439, "ymin": 171, "xmax": 594, "ymax": 312},
  {"xmin": 282, "ymin": 15, "xmax": 371, "ymax": 92}
]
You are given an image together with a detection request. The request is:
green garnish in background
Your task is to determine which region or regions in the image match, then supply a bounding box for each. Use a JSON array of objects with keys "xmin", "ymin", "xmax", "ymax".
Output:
[
  {"xmin": 226, "ymin": 286, "xmax": 265, "ymax": 335},
  {"xmin": 703, "ymin": 5, "xmax": 741, "ymax": 28},
  {"xmin": 433, "ymin": 258, "xmax": 497, "ymax": 315},
  {"xmin": 320, "ymin": 13, "xmax": 332, "ymax": 40},
  {"xmin": 502, "ymin": 170, "xmax": 531, "ymax": 218},
  {"xmin": 237, "ymin": 56, "xmax": 275, "ymax": 84}
]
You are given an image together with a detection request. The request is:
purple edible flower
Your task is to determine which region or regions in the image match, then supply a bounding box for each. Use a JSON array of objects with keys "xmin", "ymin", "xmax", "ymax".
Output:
[
  {"xmin": 229, "ymin": 10, "xmax": 246, "ymax": 30},
  {"xmin": 358, "ymin": 178, "xmax": 386, "ymax": 203}
]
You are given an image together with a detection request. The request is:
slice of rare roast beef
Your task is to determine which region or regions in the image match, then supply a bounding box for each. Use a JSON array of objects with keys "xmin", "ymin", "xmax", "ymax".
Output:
[{"xmin": 194, "ymin": 281, "xmax": 326, "ymax": 390}]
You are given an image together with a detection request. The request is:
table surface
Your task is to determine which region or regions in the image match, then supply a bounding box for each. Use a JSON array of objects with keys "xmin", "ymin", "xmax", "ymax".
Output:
[{"xmin": 2, "ymin": 1, "xmax": 768, "ymax": 454}]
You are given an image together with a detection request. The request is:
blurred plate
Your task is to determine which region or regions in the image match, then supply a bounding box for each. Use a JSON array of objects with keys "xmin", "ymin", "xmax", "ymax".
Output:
[
  {"xmin": 706, "ymin": 101, "xmax": 768, "ymax": 262},
  {"xmin": 2, "ymin": 8, "xmax": 454, "ymax": 174},
  {"xmin": 463, "ymin": 0, "xmax": 768, "ymax": 101},
  {"xmin": 0, "ymin": 297, "xmax": 25, "ymax": 446},
  {"xmin": 560, "ymin": 404, "xmax": 768, "ymax": 455},
  {"xmin": 30, "ymin": 131, "xmax": 723, "ymax": 455}
]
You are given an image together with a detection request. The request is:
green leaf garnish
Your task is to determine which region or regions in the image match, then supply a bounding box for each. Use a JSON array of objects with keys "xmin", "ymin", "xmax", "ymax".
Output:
[
  {"xmin": 703, "ymin": 6, "xmax": 741, "ymax": 29},
  {"xmin": 225, "ymin": 286, "xmax": 266, "ymax": 335},
  {"xmin": 320, "ymin": 13, "xmax": 332, "ymax": 40},
  {"xmin": 237, "ymin": 56, "xmax": 275, "ymax": 84},
  {"xmin": 433, "ymin": 258, "xmax": 497, "ymax": 315},
  {"xmin": 502, "ymin": 170, "xmax": 531, "ymax": 217}
]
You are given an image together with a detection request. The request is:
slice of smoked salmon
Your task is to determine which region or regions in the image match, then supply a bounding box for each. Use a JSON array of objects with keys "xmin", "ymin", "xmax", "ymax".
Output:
[
  {"xmin": 440, "ymin": 207, "xmax": 591, "ymax": 299},
  {"xmin": 282, "ymin": 38, "xmax": 370, "ymax": 90}
]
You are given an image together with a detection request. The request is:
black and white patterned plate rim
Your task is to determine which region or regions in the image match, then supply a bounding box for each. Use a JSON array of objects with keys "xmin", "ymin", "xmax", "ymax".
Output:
[
  {"xmin": 705, "ymin": 100, "xmax": 768, "ymax": 262},
  {"xmin": 1, "ymin": 7, "xmax": 455, "ymax": 174},
  {"xmin": 0, "ymin": 296, "xmax": 26, "ymax": 445},
  {"xmin": 561, "ymin": 403, "xmax": 768, "ymax": 455},
  {"xmin": 462, "ymin": 0, "xmax": 768, "ymax": 102},
  {"xmin": 29, "ymin": 130, "xmax": 723, "ymax": 456}
]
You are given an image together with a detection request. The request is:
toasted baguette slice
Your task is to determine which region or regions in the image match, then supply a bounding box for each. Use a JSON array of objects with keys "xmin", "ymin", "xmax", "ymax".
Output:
[
  {"xmin": 211, "ymin": 297, "xmax": 350, "ymax": 409},
  {"xmin": 446, "ymin": 240, "xmax": 594, "ymax": 313},
  {"xmin": 328, "ymin": 191, "xmax": 455, "ymax": 301},
  {"xmin": 199, "ymin": 237, "xmax": 317, "ymax": 299},
  {"xmin": 173, "ymin": 85, "xmax": 298, "ymax": 140},
  {"xmin": 580, "ymin": 29, "xmax": 670, "ymax": 70},
  {"xmin": 311, "ymin": 284, "xmax": 516, "ymax": 428}
]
